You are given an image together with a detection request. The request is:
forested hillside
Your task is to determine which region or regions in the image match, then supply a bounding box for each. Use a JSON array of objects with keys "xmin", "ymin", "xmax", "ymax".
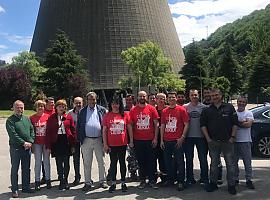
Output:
[{"xmin": 181, "ymin": 4, "xmax": 270, "ymax": 102}]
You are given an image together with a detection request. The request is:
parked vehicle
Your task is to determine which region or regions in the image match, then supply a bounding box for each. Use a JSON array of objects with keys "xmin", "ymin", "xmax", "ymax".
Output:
[{"xmin": 250, "ymin": 103, "xmax": 270, "ymax": 158}]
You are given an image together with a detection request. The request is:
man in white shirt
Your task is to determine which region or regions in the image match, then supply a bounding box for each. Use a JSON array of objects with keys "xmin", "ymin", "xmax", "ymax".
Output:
[{"xmin": 234, "ymin": 96, "xmax": 255, "ymax": 189}]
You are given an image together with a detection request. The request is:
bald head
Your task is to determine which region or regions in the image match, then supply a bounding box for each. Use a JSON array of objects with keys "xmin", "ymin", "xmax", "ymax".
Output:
[
  {"xmin": 73, "ymin": 96, "xmax": 83, "ymax": 111},
  {"xmin": 138, "ymin": 91, "xmax": 147, "ymax": 105},
  {"xmin": 13, "ymin": 100, "xmax": 24, "ymax": 116}
]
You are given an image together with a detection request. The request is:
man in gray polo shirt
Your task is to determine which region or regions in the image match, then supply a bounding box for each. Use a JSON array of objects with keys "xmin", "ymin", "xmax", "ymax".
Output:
[
  {"xmin": 77, "ymin": 92, "xmax": 108, "ymax": 191},
  {"xmin": 184, "ymin": 89, "xmax": 208, "ymax": 186}
]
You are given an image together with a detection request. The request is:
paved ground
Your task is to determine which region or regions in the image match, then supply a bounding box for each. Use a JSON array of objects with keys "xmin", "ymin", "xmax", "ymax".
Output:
[{"xmin": 0, "ymin": 118, "xmax": 270, "ymax": 200}]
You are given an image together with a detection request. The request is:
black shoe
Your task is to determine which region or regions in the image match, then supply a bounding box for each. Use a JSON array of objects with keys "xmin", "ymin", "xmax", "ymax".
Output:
[
  {"xmin": 121, "ymin": 183, "xmax": 127, "ymax": 192},
  {"xmin": 185, "ymin": 179, "xmax": 196, "ymax": 186},
  {"xmin": 58, "ymin": 182, "xmax": 64, "ymax": 191},
  {"xmin": 205, "ymin": 182, "xmax": 218, "ymax": 192},
  {"xmin": 217, "ymin": 179, "xmax": 223, "ymax": 185},
  {"xmin": 64, "ymin": 180, "xmax": 70, "ymax": 190},
  {"xmin": 177, "ymin": 183, "xmax": 185, "ymax": 191},
  {"xmin": 138, "ymin": 181, "xmax": 146, "ymax": 189},
  {"xmin": 82, "ymin": 184, "xmax": 92, "ymax": 192},
  {"xmin": 22, "ymin": 188, "xmax": 35, "ymax": 193},
  {"xmin": 12, "ymin": 190, "xmax": 19, "ymax": 198},
  {"xmin": 73, "ymin": 178, "xmax": 80, "ymax": 186},
  {"xmin": 228, "ymin": 186, "xmax": 237, "ymax": 195},
  {"xmin": 46, "ymin": 180, "xmax": 52, "ymax": 189},
  {"xmin": 109, "ymin": 184, "xmax": 116, "ymax": 193},
  {"xmin": 35, "ymin": 181, "xmax": 41, "ymax": 191},
  {"xmin": 149, "ymin": 181, "xmax": 159, "ymax": 189},
  {"xmin": 246, "ymin": 180, "xmax": 255, "ymax": 189},
  {"xmin": 198, "ymin": 179, "xmax": 208, "ymax": 186}
]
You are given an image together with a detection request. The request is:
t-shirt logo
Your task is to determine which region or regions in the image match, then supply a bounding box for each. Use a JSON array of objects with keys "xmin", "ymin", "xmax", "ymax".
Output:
[
  {"xmin": 110, "ymin": 119, "xmax": 125, "ymax": 135},
  {"xmin": 35, "ymin": 121, "xmax": 46, "ymax": 136},
  {"xmin": 136, "ymin": 112, "xmax": 150, "ymax": 130},
  {"xmin": 165, "ymin": 115, "xmax": 177, "ymax": 132}
]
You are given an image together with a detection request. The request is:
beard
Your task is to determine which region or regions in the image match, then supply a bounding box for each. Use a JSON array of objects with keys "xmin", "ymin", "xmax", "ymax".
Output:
[{"xmin": 139, "ymin": 99, "xmax": 146, "ymax": 104}]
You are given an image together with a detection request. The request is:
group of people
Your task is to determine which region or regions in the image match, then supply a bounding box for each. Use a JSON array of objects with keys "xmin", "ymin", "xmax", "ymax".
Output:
[{"xmin": 6, "ymin": 88, "xmax": 255, "ymax": 198}]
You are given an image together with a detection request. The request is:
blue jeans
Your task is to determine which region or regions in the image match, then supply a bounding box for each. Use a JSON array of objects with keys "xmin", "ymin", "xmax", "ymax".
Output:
[
  {"xmin": 185, "ymin": 137, "xmax": 209, "ymax": 183},
  {"xmin": 208, "ymin": 141, "xmax": 235, "ymax": 186},
  {"xmin": 9, "ymin": 146, "xmax": 31, "ymax": 192},
  {"xmin": 134, "ymin": 140, "xmax": 156, "ymax": 182},
  {"xmin": 164, "ymin": 140, "xmax": 185, "ymax": 184},
  {"xmin": 33, "ymin": 144, "xmax": 51, "ymax": 181}
]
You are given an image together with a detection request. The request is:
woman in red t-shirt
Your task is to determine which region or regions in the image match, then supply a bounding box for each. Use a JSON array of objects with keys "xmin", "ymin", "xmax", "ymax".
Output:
[
  {"xmin": 30, "ymin": 100, "xmax": 51, "ymax": 190},
  {"xmin": 102, "ymin": 97, "xmax": 133, "ymax": 193}
]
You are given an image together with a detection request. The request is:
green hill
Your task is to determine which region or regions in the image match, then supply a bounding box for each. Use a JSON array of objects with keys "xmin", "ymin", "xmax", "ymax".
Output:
[{"xmin": 182, "ymin": 4, "xmax": 270, "ymax": 102}]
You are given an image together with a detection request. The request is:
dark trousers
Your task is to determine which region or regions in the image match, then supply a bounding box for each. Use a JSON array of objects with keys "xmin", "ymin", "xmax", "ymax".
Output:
[
  {"xmin": 134, "ymin": 140, "xmax": 156, "ymax": 182},
  {"xmin": 109, "ymin": 145, "xmax": 127, "ymax": 182},
  {"xmin": 73, "ymin": 142, "xmax": 81, "ymax": 180},
  {"xmin": 9, "ymin": 146, "xmax": 31, "ymax": 192},
  {"xmin": 185, "ymin": 137, "xmax": 209, "ymax": 183},
  {"xmin": 154, "ymin": 145, "xmax": 167, "ymax": 181},
  {"xmin": 164, "ymin": 140, "xmax": 185, "ymax": 184},
  {"xmin": 55, "ymin": 156, "xmax": 70, "ymax": 181}
]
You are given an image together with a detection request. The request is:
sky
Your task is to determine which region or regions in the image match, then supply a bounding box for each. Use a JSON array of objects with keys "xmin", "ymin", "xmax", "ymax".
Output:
[{"xmin": 0, "ymin": 0, "xmax": 269, "ymax": 63}]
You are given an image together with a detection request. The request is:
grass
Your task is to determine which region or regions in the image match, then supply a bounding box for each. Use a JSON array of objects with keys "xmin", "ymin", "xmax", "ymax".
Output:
[{"xmin": 0, "ymin": 110, "xmax": 35, "ymax": 118}]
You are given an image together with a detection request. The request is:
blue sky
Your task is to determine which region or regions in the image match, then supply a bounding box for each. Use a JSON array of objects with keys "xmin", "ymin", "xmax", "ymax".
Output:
[{"xmin": 0, "ymin": 0, "xmax": 269, "ymax": 63}]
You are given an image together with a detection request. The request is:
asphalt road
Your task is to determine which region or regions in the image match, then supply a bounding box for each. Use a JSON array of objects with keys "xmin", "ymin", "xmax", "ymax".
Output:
[{"xmin": 0, "ymin": 118, "xmax": 269, "ymax": 200}]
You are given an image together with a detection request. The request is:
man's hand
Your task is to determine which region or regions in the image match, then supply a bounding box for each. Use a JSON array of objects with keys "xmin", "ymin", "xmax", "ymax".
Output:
[
  {"xmin": 152, "ymin": 137, "xmax": 157, "ymax": 148},
  {"xmin": 160, "ymin": 140, "xmax": 165, "ymax": 150},
  {"xmin": 23, "ymin": 142, "xmax": 32, "ymax": 150},
  {"xmin": 103, "ymin": 145, "xmax": 110, "ymax": 154},
  {"xmin": 175, "ymin": 137, "xmax": 185, "ymax": 149},
  {"xmin": 128, "ymin": 142, "xmax": 134, "ymax": 148},
  {"xmin": 229, "ymin": 137, "xmax": 235, "ymax": 144}
]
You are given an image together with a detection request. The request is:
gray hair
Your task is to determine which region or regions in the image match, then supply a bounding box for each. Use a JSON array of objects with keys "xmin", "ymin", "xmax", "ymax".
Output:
[{"xmin": 86, "ymin": 91, "xmax": 97, "ymax": 99}]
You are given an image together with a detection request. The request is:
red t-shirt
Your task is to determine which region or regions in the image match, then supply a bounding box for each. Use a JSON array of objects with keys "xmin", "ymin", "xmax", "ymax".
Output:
[
  {"xmin": 129, "ymin": 104, "xmax": 159, "ymax": 140},
  {"xmin": 161, "ymin": 105, "xmax": 189, "ymax": 141},
  {"xmin": 102, "ymin": 112, "xmax": 130, "ymax": 146},
  {"xmin": 30, "ymin": 113, "xmax": 50, "ymax": 144},
  {"xmin": 44, "ymin": 108, "xmax": 55, "ymax": 116}
]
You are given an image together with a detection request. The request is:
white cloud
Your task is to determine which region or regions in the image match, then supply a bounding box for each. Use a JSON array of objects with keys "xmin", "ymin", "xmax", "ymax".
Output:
[
  {"xmin": 6, "ymin": 35, "xmax": 32, "ymax": 46},
  {"xmin": 0, "ymin": 52, "xmax": 19, "ymax": 63},
  {"xmin": 0, "ymin": 5, "xmax": 5, "ymax": 13},
  {"xmin": 169, "ymin": 0, "xmax": 270, "ymax": 46},
  {"xmin": 0, "ymin": 45, "xmax": 7, "ymax": 49}
]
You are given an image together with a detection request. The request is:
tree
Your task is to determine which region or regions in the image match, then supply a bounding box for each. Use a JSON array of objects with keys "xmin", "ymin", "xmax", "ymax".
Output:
[
  {"xmin": 120, "ymin": 41, "xmax": 185, "ymax": 91},
  {"xmin": 217, "ymin": 43, "xmax": 242, "ymax": 95},
  {"xmin": 11, "ymin": 51, "xmax": 45, "ymax": 81},
  {"xmin": 213, "ymin": 76, "xmax": 231, "ymax": 101},
  {"xmin": 248, "ymin": 52, "xmax": 270, "ymax": 102},
  {"xmin": 181, "ymin": 41, "xmax": 207, "ymax": 91},
  {"xmin": 0, "ymin": 67, "xmax": 31, "ymax": 108},
  {"xmin": 41, "ymin": 30, "xmax": 89, "ymax": 99},
  {"xmin": 9, "ymin": 51, "xmax": 46, "ymax": 99}
]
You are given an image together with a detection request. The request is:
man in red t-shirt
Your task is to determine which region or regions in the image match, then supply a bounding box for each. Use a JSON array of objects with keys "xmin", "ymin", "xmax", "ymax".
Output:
[
  {"xmin": 129, "ymin": 91, "xmax": 159, "ymax": 189},
  {"xmin": 44, "ymin": 97, "xmax": 55, "ymax": 116},
  {"xmin": 160, "ymin": 91, "xmax": 189, "ymax": 191}
]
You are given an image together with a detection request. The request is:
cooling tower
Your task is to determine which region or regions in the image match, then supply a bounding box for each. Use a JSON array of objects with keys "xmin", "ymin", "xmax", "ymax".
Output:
[{"xmin": 31, "ymin": 0, "xmax": 185, "ymax": 89}]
